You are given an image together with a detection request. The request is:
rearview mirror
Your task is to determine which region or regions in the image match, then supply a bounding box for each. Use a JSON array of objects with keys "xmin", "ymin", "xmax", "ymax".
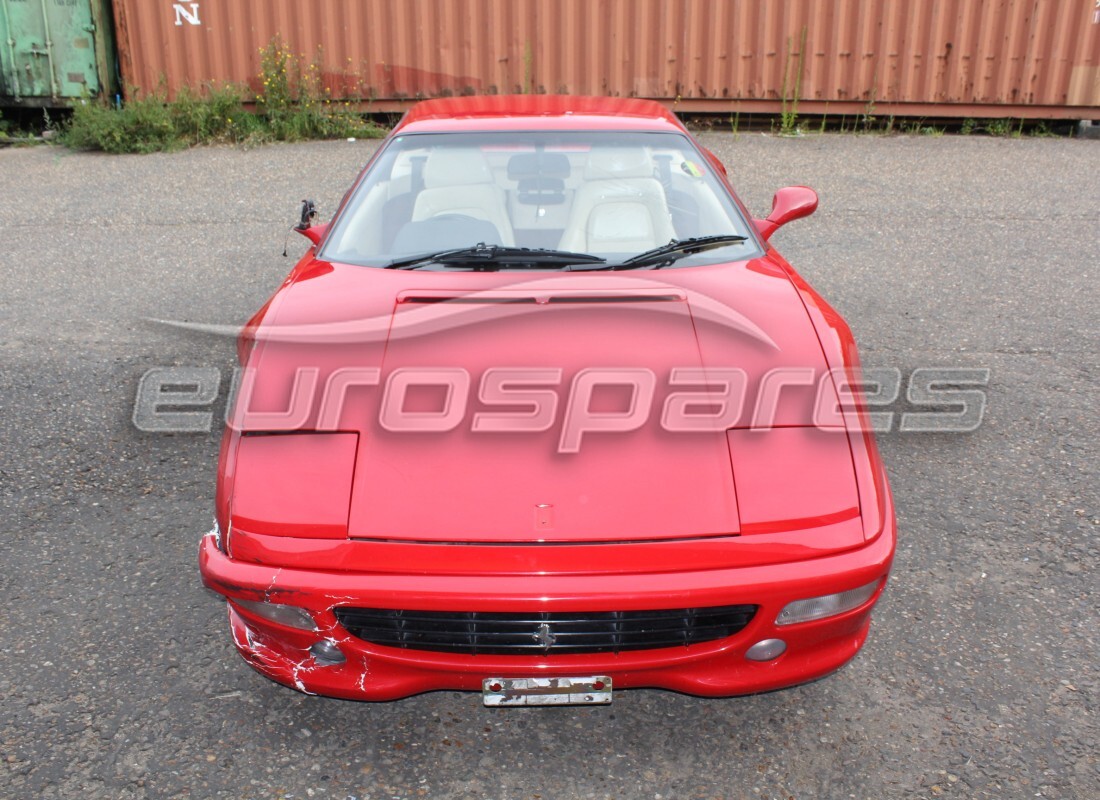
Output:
[{"xmin": 754, "ymin": 186, "xmax": 818, "ymax": 241}]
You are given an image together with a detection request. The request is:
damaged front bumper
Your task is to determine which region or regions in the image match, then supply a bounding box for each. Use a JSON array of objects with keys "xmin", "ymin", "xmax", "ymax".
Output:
[{"xmin": 199, "ymin": 514, "xmax": 895, "ymax": 702}]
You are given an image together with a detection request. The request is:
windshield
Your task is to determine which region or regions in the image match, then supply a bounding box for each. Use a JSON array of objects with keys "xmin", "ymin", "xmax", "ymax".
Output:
[{"xmin": 321, "ymin": 131, "xmax": 760, "ymax": 269}]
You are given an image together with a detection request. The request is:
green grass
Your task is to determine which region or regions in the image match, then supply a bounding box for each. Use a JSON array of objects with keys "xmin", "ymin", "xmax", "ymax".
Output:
[
  {"xmin": 983, "ymin": 117, "xmax": 1016, "ymax": 137},
  {"xmin": 959, "ymin": 117, "xmax": 1035, "ymax": 137},
  {"xmin": 59, "ymin": 37, "xmax": 385, "ymax": 154},
  {"xmin": 62, "ymin": 86, "xmax": 384, "ymax": 154},
  {"xmin": 778, "ymin": 27, "xmax": 807, "ymax": 136}
]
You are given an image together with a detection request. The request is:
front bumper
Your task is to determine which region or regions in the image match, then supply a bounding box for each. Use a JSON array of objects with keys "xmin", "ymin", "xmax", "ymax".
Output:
[{"xmin": 199, "ymin": 512, "xmax": 895, "ymax": 701}]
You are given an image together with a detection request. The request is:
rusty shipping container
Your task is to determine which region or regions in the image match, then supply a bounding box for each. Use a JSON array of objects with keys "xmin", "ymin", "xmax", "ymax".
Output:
[
  {"xmin": 111, "ymin": 0, "xmax": 1100, "ymax": 119},
  {"xmin": 0, "ymin": 0, "xmax": 117, "ymax": 106}
]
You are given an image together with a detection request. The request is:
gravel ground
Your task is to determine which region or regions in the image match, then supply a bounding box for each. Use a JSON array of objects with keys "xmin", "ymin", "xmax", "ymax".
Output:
[{"xmin": 0, "ymin": 131, "xmax": 1097, "ymax": 799}]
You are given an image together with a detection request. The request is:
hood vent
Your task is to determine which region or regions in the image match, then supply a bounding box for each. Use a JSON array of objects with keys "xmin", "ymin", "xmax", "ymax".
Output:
[
  {"xmin": 399, "ymin": 295, "xmax": 538, "ymax": 304},
  {"xmin": 398, "ymin": 289, "xmax": 686, "ymax": 305},
  {"xmin": 546, "ymin": 294, "xmax": 681, "ymax": 304}
]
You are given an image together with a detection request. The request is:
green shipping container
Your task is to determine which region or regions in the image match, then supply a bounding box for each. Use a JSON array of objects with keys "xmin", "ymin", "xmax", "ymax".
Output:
[{"xmin": 0, "ymin": 0, "xmax": 115, "ymax": 105}]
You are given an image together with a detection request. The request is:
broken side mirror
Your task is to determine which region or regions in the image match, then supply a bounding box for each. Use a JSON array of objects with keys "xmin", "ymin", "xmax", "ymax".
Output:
[{"xmin": 295, "ymin": 198, "xmax": 328, "ymax": 245}]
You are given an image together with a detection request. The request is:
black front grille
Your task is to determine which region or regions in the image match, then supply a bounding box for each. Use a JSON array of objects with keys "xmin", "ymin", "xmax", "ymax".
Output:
[{"xmin": 333, "ymin": 605, "xmax": 758, "ymax": 656}]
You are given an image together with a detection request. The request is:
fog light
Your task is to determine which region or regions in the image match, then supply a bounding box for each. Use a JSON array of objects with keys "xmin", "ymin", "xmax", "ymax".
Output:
[
  {"xmin": 775, "ymin": 579, "xmax": 881, "ymax": 626},
  {"xmin": 232, "ymin": 598, "xmax": 317, "ymax": 631},
  {"xmin": 309, "ymin": 640, "xmax": 346, "ymax": 666},
  {"xmin": 745, "ymin": 638, "xmax": 787, "ymax": 661}
]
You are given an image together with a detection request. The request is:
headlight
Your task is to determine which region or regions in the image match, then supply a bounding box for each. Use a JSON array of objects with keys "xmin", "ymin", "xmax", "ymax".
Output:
[
  {"xmin": 232, "ymin": 598, "xmax": 318, "ymax": 631},
  {"xmin": 775, "ymin": 579, "xmax": 881, "ymax": 626}
]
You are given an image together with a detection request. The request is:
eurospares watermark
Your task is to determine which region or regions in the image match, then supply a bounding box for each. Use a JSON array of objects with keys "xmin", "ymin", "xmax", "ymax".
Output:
[
  {"xmin": 137, "ymin": 277, "xmax": 989, "ymax": 449},
  {"xmin": 133, "ymin": 364, "xmax": 990, "ymax": 449}
]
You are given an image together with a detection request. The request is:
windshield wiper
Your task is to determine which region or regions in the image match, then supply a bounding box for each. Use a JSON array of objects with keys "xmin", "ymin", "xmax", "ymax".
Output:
[
  {"xmin": 385, "ymin": 243, "xmax": 606, "ymax": 270},
  {"xmin": 618, "ymin": 235, "xmax": 749, "ymax": 269},
  {"xmin": 565, "ymin": 235, "xmax": 749, "ymax": 271}
]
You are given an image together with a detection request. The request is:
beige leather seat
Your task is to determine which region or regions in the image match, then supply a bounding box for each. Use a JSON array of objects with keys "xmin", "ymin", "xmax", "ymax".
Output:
[
  {"xmin": 558, "ymin": 148, "xmax": 675, "ymax": 254},
  {"xmin": 411, "ymin": 149, "xmax": 516, "ymax": 245}
]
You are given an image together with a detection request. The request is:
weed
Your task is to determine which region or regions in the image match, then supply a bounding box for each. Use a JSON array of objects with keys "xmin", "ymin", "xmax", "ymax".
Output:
[
  {"xmin": 1029, "ymin": 121, "xmax": 1056, "ymax": 138},
  {"xmin": 522, "ymin": 42, "xmax": 534, "ymax": 95},
  {"xmin": 255, "ymin": 39, "xmax": 380, "ymax": 141},
  {"xmin": 779, "ymin": 27, "xmax": 807, "ymax": 136},
  {"xmin": 860, "ymin": 98, "xmax": 876, "ymax": 133},
  {"xmin": 169, "ymin": 85, "xmax": 251, "ymax": 142},
  {"xmin": 960, "ymin": 118, "xmax": 977, "ymax": 135},
  {"xmin": 60, "ymin": 36, "xmax": 385, "ymax": 154},
  {"xmin": 0, "ymin": 113, "xmax": 42, "ymax": 145},
  {"xmin": 983, "ymin": 118, "xmax": 1015, "ymax": 137},
  {"xmin": 896, "ymin": 118, "xmax": 942, "ymax": 136},
  {"xmin": 62, "ymin": 91, "xmax": 185, "ymax": 153}
]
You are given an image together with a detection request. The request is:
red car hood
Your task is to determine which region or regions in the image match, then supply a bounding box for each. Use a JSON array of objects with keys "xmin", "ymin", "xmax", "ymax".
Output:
[{"xmin": 243, "ymin": 256, "xmax": 857, "ymax": 543}]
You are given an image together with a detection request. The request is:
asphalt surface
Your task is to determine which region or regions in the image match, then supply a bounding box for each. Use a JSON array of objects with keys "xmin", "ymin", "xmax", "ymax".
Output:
[{"xmin": 1, "ymin": 130, "xmax": 1097, "ymax": 800}]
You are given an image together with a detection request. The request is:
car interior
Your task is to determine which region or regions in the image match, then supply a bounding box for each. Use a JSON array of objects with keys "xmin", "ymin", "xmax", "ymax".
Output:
[{"xmin": 326, "ymin": 139, "xmax": 745, "ymax": 263}]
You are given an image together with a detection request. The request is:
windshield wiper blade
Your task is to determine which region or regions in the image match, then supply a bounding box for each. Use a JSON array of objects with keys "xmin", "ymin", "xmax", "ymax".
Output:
[
  {"xmin": 385, "ymin": 243, "xmax": 606, "ymax": 270},
  {"xmin": 611, "ymin": 235, "xmax": 749, "ymax": 270}
]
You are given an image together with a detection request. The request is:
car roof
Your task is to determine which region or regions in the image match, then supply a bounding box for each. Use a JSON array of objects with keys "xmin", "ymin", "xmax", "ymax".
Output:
[{"xmin": 394, "ymin": 95, "xmax": 688, "ymax": 134}]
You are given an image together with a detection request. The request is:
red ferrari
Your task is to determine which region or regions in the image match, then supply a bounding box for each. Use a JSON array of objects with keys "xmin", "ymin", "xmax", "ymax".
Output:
[{"xmin": 200, "ymin": 95, "xmax": 895, "ymax": 704}]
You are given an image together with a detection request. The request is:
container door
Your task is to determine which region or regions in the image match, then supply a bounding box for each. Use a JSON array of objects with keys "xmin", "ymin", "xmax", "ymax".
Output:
[{"xmin": 0, "ymin": 0, "xmax": 100, "ymax": 100}]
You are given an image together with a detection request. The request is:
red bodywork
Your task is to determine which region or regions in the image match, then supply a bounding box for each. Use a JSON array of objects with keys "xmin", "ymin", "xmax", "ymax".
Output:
[{"xmin": 200, "ymin": 95, "xmax": 895, "ymax": 700}]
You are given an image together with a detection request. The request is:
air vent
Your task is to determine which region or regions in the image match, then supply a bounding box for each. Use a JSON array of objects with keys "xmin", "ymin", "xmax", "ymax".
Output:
[
  {"xmin": 399, "ymin": 296, "xmax": 538, "ymax": 304},
  {"xmin": 334, "ymin": 605, "xmax": 757, "ymax": 656},
  {"xmin": 546, "ymin": 294, "xmax": 681, "ymax": 303},
  {"xmin": 397, "ymin": 290, "xmax": 685, "ymax": 305}
]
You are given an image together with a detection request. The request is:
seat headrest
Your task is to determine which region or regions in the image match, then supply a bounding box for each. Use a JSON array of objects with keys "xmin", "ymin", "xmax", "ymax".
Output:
[
  {"xmin": 584, "ymin": 148, "xmax": 654, "ymax": 180},
  {"xmin": 423, "ymin": 149, "xmax": 495, "ymax": 188}
]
